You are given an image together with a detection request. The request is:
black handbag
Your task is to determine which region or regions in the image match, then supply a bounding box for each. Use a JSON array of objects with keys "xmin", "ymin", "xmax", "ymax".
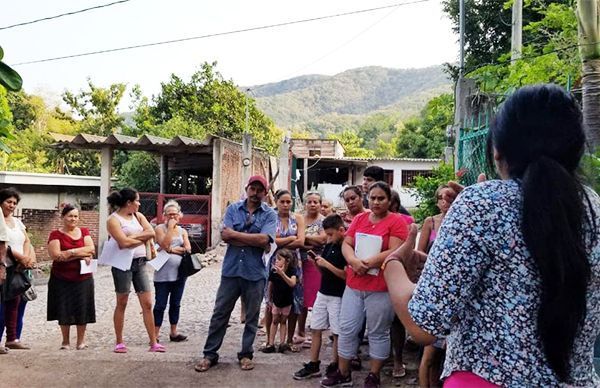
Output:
[
  {"xmin": 1, "ymin": 248, "xmax": 32, "ymax": 302},
  {"xmin": 178, "ymin": 251, "xmax": 201, "ymax": 278}
]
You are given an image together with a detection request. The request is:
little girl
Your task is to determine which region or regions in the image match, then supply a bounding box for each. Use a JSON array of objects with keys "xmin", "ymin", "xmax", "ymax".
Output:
[{"xmin": 262, "ymin": 249, "xmax": 297, "ymax": 353}]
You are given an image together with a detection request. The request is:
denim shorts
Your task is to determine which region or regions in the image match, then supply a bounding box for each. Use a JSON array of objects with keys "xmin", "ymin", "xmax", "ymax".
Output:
[{"xmin": 112, "ymin": 257, "xmax": 151, "ymax": 294}]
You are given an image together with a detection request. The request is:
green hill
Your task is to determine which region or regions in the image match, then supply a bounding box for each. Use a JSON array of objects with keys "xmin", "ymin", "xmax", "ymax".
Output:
[{"xmin": 248, "ymin": 65, "xmax": 452, "ymax": 131}]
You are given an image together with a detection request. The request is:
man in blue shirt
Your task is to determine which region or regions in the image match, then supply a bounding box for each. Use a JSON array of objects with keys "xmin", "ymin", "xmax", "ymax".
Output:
[{"xmin": 196, "ymin": 175, "xmax": 277, "ymax": 373}]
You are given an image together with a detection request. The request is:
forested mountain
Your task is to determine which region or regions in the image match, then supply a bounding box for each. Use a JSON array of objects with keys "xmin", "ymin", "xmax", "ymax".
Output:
[{"xmin": 248, "ymin": 65, "xmax": 451, "ymax": 130}]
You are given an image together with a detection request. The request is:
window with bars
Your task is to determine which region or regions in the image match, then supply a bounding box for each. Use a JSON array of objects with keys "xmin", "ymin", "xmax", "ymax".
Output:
[{"xmin": 401, "ymin": 170, "xmax": 434, "ymax": 186}]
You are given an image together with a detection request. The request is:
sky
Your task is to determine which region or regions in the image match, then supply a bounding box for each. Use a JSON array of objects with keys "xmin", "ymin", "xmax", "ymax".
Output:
[{"xmin": 1, "ymin": 0, "xmax": 458, "ymax": 106}]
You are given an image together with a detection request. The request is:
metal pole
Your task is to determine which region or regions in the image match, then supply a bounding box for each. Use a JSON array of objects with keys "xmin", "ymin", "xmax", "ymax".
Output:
[
  {"xmin": 241, "ymin": 89, "xmax": 253, "ymax": 197},
  {"xmin": 511, "ymin": 0, "xmax": 523, "ymax": 61}
]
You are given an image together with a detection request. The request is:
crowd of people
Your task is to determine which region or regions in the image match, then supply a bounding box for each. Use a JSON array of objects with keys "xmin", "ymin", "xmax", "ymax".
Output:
[{"xmin": 0, "ymin": 84, "xmax": 599, "ymax": 387}]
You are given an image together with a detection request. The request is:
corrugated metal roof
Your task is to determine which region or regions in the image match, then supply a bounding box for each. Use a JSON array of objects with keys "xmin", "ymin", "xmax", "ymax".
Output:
[
  {"xmin": 306, "ymin": 156, "xmax": 441, "ymax": 163},
  {"xmin": 48, "ymin": 132, "xmax": 253, "ymax": 154}
]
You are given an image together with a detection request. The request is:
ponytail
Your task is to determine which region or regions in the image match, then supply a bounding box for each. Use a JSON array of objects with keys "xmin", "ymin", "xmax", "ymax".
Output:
[{"xmin": 521, "ymin": 156, "xmax": 590, "ymax": 381}]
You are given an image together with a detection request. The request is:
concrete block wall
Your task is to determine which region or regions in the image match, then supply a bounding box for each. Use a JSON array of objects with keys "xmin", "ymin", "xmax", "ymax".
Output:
[{"xmin": 21, "ymin": 209, "xmax": 99, "ymax": 262}]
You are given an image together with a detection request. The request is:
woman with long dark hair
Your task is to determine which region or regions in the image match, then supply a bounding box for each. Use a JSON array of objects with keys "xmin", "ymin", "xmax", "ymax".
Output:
[{"xmin": 384, "ymin": 84, "xmax": 600, "ymax": 386}]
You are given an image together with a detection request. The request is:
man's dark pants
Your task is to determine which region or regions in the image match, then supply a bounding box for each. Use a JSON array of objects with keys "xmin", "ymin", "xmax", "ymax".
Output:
[{"xmin": 203, "ymin": 276, "xmax": 265, "ymax": 361}]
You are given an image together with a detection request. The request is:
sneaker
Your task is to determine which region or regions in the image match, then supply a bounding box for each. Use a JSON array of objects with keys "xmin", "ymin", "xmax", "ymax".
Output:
[
  {"xmin": 320, "ymin": 369, "xmax": 352, "ymax": 387},
  {"xmin": 293, "ymin": 360, "xmax": 321, "ymax": 380},
  {"xmin": 364, "ymin": 373, "xmax": 380, "ymax": 388},
  {"xmin": 325, "ymin": 362, "xmax": 338, "ymax": 378},
  {"xmin": 261, "ymin": 344, "xmax": 276, "ymax": 353}
]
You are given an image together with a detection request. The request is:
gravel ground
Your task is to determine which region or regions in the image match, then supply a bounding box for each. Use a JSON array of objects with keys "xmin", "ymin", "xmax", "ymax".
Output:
[{"xmin": 1, "ymin": 249, "xmax": 420, "ymax": 387}]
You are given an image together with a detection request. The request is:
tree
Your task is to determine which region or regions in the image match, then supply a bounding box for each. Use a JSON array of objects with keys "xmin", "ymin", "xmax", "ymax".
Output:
[
  {"xmin": 410, "ymin": 163, "xmax": 456, "ymax": 223},
  {"xmin": 394, "ymin": 94, "xmax": 453, "ymax": 158},
  {"xmin": 0, "ymin": 45, "xmax": 22, "ymax": 152},
  {"xmin": 326, "ymin": 131, "xmax": 374, "ymax": 158},
  {"xmin": 577, "ymin": 0, "xmax": 600, "ymax": 149},
  {"xmin": 117, "ymin": 152, "xmax": 160, "ymax": 192},
  {"xmin": 135, "ymin": 62, "xmax": 282, "ymax": 154},
  {"xmin": 468, "ymin": 2, "xmax": 579, "ymax": 92},
  {"xmin": 442, "ymin": 0, "xmax": 574, "ymax": 77},
  {"xmin": 63, "ymin": 78, "xmax": 126, "ymax": 136}
]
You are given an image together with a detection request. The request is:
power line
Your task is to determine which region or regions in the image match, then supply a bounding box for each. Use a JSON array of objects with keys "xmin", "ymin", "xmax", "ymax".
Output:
[
  {"xmin": 11, "ymin": 0, "xmax": 430, "ymax": 66},
  {"xmin": 464, "ymin": 40, "xmax": 586, "ymax": 75},
  {"xmin": 0, "ymin": 0, "xmax": 131, "ymax": 31},
  {"xmin": 275, "ymin": 4, "xmax": 401, "ymax": 85}
]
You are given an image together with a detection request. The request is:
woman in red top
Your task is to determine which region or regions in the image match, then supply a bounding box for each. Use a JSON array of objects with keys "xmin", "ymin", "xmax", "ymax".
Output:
[
  {"xmin": 47, "ymin": 204, "xmax": 96, "ymax": 350},
  {"xmin": 322, "ymin": 181, "xmax": 408, "ymax": 388}
]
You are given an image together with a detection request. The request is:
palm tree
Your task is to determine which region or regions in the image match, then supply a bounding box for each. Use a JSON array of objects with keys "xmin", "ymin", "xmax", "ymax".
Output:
[{"xmin": 577, "ymin": 0, "xmax": 600, "ymax": 150}]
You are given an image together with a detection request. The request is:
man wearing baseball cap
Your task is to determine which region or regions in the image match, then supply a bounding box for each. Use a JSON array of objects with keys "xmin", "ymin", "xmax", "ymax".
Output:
[{"xmin": 196, "ymin": 175, "xmax": 277, "ymax": 372}]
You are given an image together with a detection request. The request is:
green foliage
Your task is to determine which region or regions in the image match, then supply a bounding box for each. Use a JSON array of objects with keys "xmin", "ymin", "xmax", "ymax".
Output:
[
  {"xmin": 442, "ymin": 0, "xmax": 573, "ymax": 78},
  {"xmin": 456, "ymin": 2, "xmax": 579, "ymax": 91},
  {"xmin": 581, "ymin": 151, "xmax": 600, "ymax": 194},
  {"xmin": 411, "ymin": 163, "xmax": 456, "ymax": 224},
  {"xmin": 394, "ymin": 94, "xmax": 453, "ymax": 158},
  {"xmin": 63, "ymin": 78, "xmax": 126, "ymax": 136},
  {"xmin": 117, "ymin": 152, "xmax": 160, "ymax": 192},
  {"xmin": 326, "ymin": 131, "xmax": 374, "ymax": 158},
  {"xmin": 0, "ymin": 46, "xmax": 23, "ymax": 92},
  {"xmin": 135, "ymin": 62, "xmax": 282, "ymax": 154}
]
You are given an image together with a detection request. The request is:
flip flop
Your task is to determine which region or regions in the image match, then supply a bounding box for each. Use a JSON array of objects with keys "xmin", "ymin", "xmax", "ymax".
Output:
[
  {"xmin": 149, "ymin": 343, "xmax": 166, "ymax": 352},
  {"xmin": 392, "ymin": 364, "xmax": 406, "ymax": 378},
  {"xmin": 60, "ymin": 344, "xmax": 71, "ymax": 350},
  {"xmin": 195, "ymin": 358, "xmax": 216, "ymax": 372},
  {"xmin": 76, "ymin": 344, "xmax": 88, "ymax": 350},
  {"xmin": 114, "ymin": 343, "xmax": 128, "ymax": 353},
  {"xmin": 239, "ymin": 357, "xmax": 254, "ymax": 371}
]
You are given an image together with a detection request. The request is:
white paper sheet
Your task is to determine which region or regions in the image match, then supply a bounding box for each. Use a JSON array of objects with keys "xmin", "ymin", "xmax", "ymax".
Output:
[
  {"xmin": 98, "ymin": 238, "xmax": 135, "ymax": 271},
  {"xmin": 148, "ymin": 250, "xmax": 170, "ymax": 271},
  {"xmin": 263, "ymin": 242, "xmax": 278, "ymax": 269},
  {"xmin": 354, "ymin": 232, "xmax": 383, "ymax": 276},
  {"xmin": 80, "ymin": 259, "xmax": 98, "ymax": 274}
]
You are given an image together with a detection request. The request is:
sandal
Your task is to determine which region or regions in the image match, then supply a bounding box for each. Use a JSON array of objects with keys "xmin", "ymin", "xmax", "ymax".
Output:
[
  {"xmin": 60, "ymin": 344, "xmax": 71, "ymax": 350},
  {"xmin": 194, "ymin": 358, "xmax": 216, "ymax": 372},
  {"xmin": 292, "ymin": 335, "xmax": 306, "ymax": 345},
  {"xmin": 0, "ymin": 347, "xmax": 8, "ymax": 355},
  {"xmin": 287, "ymin": 343, "xmax": 300, "ymax": 353},
  {"xmin": 393, "ymin": 364, "xmax": 406, "ymax": 378},
  {"xmin": 76, "ymin": 344, "xmax": 88, "ymax": 350},
  {"xmin": 114, "ymin": 343, "xmax": 128, "ymax": 353},
  {"xmin": 239, "ymin": 357, "xmax": 254, "ymax": 371},
  {"xmin": 149, "ymin": 343, "xmax": 166, "ymax": 352},
  {"xmin": 169, "ymin": 334, "xmax": 188, "ymax": 342}
]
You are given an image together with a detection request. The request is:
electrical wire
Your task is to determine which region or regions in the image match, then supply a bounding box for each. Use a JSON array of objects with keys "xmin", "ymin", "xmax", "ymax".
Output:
[
  {"xmin": 464, "ymin": 40, "xmax": 589, "ymax": 76},
  {"xmin": 0, "ymin": 0, "xmax": 131, "ymax": 31},
  {"xmin": 11, "ymin": 0, "xmax": 430, "ymax": 66}
]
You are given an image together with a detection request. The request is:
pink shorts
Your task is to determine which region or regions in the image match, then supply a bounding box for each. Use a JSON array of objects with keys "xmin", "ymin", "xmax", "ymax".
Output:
[
  {"xmin": 271, "ymin": 305, "xmax": 292, "ymax": 316},
  {"xmin": 444, "ymin": 372, "xmax": 500, "ymax": 388}
]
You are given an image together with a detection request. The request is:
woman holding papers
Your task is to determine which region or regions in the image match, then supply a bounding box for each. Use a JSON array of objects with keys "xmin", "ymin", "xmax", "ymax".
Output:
[
  {"xmin": 0, "ymin": 188, "xmax": 36, "ymax": 351},
  {"xmin": 321, "ymin": 181, "xmax": 408, "ymax": 388},
  {"xmin": 106, "ymin": 188, "xmax": 163, "ymax": 353},
  {"xmin": 153, "ymin": 200, "xmax": 191, "ymax": 343},
  {"xmin": 47, "ymin": 204, "xmax": 96, "ymax": 350}
]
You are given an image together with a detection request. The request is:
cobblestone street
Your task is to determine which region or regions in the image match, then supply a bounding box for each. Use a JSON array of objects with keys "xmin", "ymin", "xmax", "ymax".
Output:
[{"xmin": 2, "ymin": 257, "xmax": 419, "ymax": 387}]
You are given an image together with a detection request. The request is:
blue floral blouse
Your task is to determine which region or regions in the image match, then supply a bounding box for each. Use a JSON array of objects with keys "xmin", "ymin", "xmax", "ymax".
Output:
[{"xmin": 408, "ymin": 179, "xmax": 600, "ymax": 387}]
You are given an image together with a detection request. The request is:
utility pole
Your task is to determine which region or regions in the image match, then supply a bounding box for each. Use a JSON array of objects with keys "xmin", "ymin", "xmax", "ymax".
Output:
[
  {"xmin": 241, "ymin": 89, "xmax": 253, "ymax": 197},
  {"xmin": 452, "ymin": 0, "xmax": 466, "ymax": 170},
  {"xmin": 511, "ymin": 0, "xmax": 523, "ymax": 62}
]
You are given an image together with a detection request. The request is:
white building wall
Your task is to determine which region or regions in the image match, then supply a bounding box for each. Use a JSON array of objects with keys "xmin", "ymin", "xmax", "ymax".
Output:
[{"xmin": 354, "ymin": 160, "xmax": 440, "ymax": 209}]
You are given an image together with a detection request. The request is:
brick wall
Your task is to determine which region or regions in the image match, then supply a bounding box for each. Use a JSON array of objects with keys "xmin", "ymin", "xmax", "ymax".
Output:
[{"xmin": 21, "ymin": 209, "xmax": 99, "ymax": 262}]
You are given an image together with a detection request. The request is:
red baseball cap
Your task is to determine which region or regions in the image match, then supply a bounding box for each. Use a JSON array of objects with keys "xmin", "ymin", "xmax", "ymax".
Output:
[{"xmin": 247, "ymin": 175, "xmax": 268, "ymax": 190}]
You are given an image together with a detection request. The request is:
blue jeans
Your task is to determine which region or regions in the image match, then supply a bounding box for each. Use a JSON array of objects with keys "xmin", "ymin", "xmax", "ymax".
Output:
[
  {"xmin": 0, "ymin": 298, "xmax": 27, "ymax": 340},
  {"xmin": 153, "ymin": 277, "xmax": 187, "ymax": 327},
  {"xmin": 203, "ymin": 276, "xmax": 265, "ymax": 361}
]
